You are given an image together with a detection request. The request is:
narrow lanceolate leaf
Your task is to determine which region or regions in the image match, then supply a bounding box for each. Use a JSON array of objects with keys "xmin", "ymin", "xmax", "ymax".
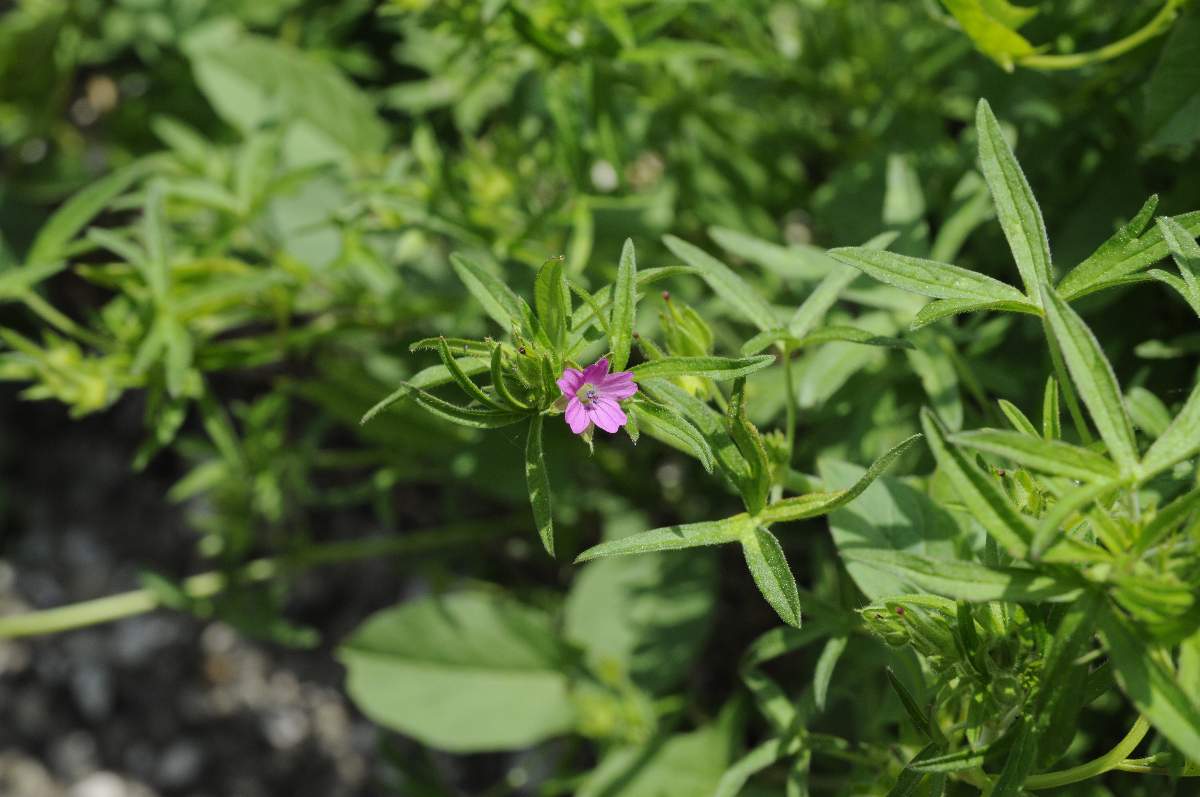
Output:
[
  {"xmin": 997, "ymin": 399, "xmax": 1039, "ymax": 437},
  {"xmin": 742, "ymin": 526, "xmax": 802, "ymax": 628},
  {"xmin": 709, "ymin": 225, "xmax": 838, "ymax": 281},
  {"xmin": 1141, "ymin": 377, "xmax": 1200, "ymax": 477},
  {"xmin": 450, "ymin": 252, "xmax": 526, "ymax": 332},
  {"xmin": 813, "ymin": 636, "xmax": 849, "ymax": 712},
  {"xmin": 609, "ymin": 238, "xmax": 637, "ymax": 370},
  {"xmin": 1057, "ymin": 204, "xmax": 1200, "ymax": 300},
  {"xmin": 568, "ymin": 266, "xmax": 694, "ymax": 331},
  {"xmin": 141, "ymin": 182, "xmax": 171, "ymax": 301},
  {"xmin": 976, "ymin": 99, "xmax": 1053, "ymax": 300},
  {"xmin": 1043, "ymin": 376, "xmax": 1061, "ymax": 439},
  {"xmin": 911, "ymin": 297, "xmax": 1038, "ymax": 329},
  {"xmin": 788, "ymin": 265, "xmax": 858, "ymax": 337},
  {"xmin": 574, "ymin": 513, "xmax": 753, "ymax": 563},
  {"xmin": 631, "ymin": 402, "xmax": 715, "ymax": 472},
  {"xmin": 533, "ymin": 257, "xmax": 570, "ymax": 347},
  {"xmin": 0, "ymin": 261, "xmax": 68, "ymax": 301},
  {"xmin": 841, "ymin": 550, "xmax": 1080, "ymax": 603},
  {"xmin": 525, "ymin": 415, "xmax": 554, "ymax": 556},
  {"xmin": 886, "ymin": 744, "xmax": 939, "ymax": 797},
  {"xmin": 1157, "ymin": 216, "xmax": 1200, "ymax": 300},
  {"xmin": 26, "ymin": 159, "xmax": 151, "ymax": 267},
  {"xmin": 1030, "ymin": 479, "xmax": 1118, "ymax": 560},
  {"xmin": 950, "ymin": 429, "xmax": 1120, "ymax": 482},
  {"xmin": 921, "ymin": 409, "xmax": 1033, "ymax": 557},
  {"xmin": 1039, "ymin": 287, "xmax": 1139, "ymax": 474},
  {"xmin": 438, "ymin": 337, "xmax": 507, "ymax": 409},
  {"xmin": 629, "ymin": 354, "xmax": 774, "ymax": 382},
  {"xmin": 741, "ymin": 326, "xmax": 911, "ymax": 356},
  {"xmin": 1098, "ymin": 603, "xmax": 1200, "ymax": 763},
  {"xmin": 759, "ymin": 434, "xmax": 922, "ymax": 523},
  {"xmin": 827, "ymin": 247, "xmax": 1029, "ymax": 304},
  {"xmin": 360, "ymin": 383, "xmax": 525, "ymax": 428},
  {"xmin": 1029, "ymin": 590, "xmax": 1102, "ymax": 750},
  {"xmin": 990, "ymin": 718, "xmax": 1037, "ymax": 797},
  {"xmin": 663, "ymin": 234, "xmax": 778, "ymax": 330},
  {"xmin": 1138, "ymin": 486, "xmax": 1200, "ymax": 553},
  {"xmin": 886, "ymin": 668, "xmax": 934, "ymax": 741}
]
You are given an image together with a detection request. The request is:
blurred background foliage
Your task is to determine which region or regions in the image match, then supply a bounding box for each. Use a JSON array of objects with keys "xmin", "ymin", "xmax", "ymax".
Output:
[{"xmin": 1, "ymin": 0, "xmax": 1199, "ymax": 794}]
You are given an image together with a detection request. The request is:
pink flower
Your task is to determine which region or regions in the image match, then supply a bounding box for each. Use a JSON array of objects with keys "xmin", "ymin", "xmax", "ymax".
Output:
[{"xmin": 557, "ymin": 358, "xmax": 638, "ymax": 435}]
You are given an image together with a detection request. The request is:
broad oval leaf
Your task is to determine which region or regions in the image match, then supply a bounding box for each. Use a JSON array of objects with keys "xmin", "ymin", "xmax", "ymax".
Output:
[{"xmin": 338, "ymin": 590, "xmax": 574, "ymax": 753}]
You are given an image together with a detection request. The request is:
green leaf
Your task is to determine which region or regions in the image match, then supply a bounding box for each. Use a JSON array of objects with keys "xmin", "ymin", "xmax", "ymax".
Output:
[
  {"xmin": 575, "ymin": 513, "xmax": 753, "ymax": 563},
  {"xmin": 437, "ymin": 337, "xmax": 507, "ymax": 409},
  {"xmin": 569, "ymin": 266, "xmax": 695, "ymax": 332},
  {"xmin": 910, "ymin": 296, "xmax": 1038, "ymax": 328},
  {"xmin": 990, "ymin": 718, "xmax": 1037, "ymax": 797},
  {"xmin": 533, "ymin": 257, "xmax": 569, "ymax": 349},
  {"xmin": 360, "ymin": 383, "xmax": 525, "ymax": 428},
  {"xmin": 997, "ymin": 399, "xmax": 1038, "ymax": 437},
  {"xmin": 610, "ymin": 238, "xmax": 638, "ymax": 370},
  {"xmin": 840, "ymin": 550, "xmax": 1080, "ymax": 602},
  {"xmin": 1029, "ymin": 590, "xmax": 1103, "ymax": 767},
  {"xmin": 629, "ymin": 354, "xmax": 775, "ymax": 382},
  {"xmin": 813, "ymin": 635, "xmax": 849, "ymax": 711},
  {"xmin": 638, "ymin": 378, "xmax": 749, "ymax": 484},
  {"xmin": 1057, "ymin": 205, "xmax": 1200, "ymax": 301},
  {"xmin": 578, "ymin": 720, "xmax": 733, "ymax": 797},
  {"xmin": 525, "ymin": 416, "xmax": 554, "ymax": 556},
  {"xmin": 976, "ymin": 99, "xmax": 1052, "ymax": 299},
  {"xmin": 1142, "ymin": 376, "xmax": 1200, "ymax": 478},
  {"xmin": 828, "ymin": 247, "xmax": 1030, "ymax": 305},
  {"xmin": 1097, "ymin": 603, "xmax": 1200, "ymax": 763},
  {"xmin": 1127, "ymin": 385, "xmax": 1173, "ymax": 439},
  {"xmin": 920, "ymin": 408, "xmax": 1033, "ymax": 557},
  {"xmin": 714, "ymin": 737, "xmax": 803, "ymax": 797},
  {"xmin": 1158, "ymin": 216, "xmax": 1200, "ymax": 306},
  {"xmin": 886, "ymin": 744, "xmax": 939, "ymax": 797},
  {"xmin": 886, "ymin": 667, "xmax": 935, "ymax": 741},
  {"xmin": 1039, "ymin": 286, "xmax": 1138, "ymax": 473},
  {"xmin": 450, "ymin": 253, "xmax": 528, "ymax": 333},
  {"xmin": 338, "ymin": 590, "xmax": 574, "ymax": 753},
  {"xmin": 821, "ymin": 461, "xmax": 961, "ymax": 601},
  {"xmin": 742, "ymin": 325, "xmax": 912, "ymax": 356},
  {"xmin": 1043, "ymin": 376, "xmax": 1061, "ymax": 439},
  {"xmin": 787, "ymin": 265, "xmax": 859, "ymax": 338},
  {"xmin": 709, "ymin": 225, "xmax": 838, "ymax": 282},
  {"xmin": 0, "ymin": 261, "xmax": 68, "ymax": 302},
  {"xmin": 26, "ymin": 160, "xmax": 150, "ymax": 267},
  {"xmin": 760, "ymin": 434, "xmax": 922, "ymax": 524},
  {"xmin": 1143, "ymin": 8, "xmax": 1200, "ymax": 150},
  {"xmin": 183, "ymin": 23, "xmax": 387, "ymax": 161},
  {"xmin": 564, "ymin": 544, "xmax": 716, "ymax": 694},
  {"xmin": 742, "ymin": 525, "xmax": 802, "ymax": 628},
  {"xmin": 950, "ymin": 429, "xmax": 1120, "ymax": 482},
  {"xmin": 631, "ymin": 401, "xmax": 715, "ymax": 472},
  {"xmin": 663, "ymin": 234, "xmax": 778, "ymax": 330},
  {"xmin": 141, "ymin": 182, "xmax": 170, "ymax": 301},
  {"xmin": 940, "ymin": 0, "xmax": 1036, "ymax": 70}
]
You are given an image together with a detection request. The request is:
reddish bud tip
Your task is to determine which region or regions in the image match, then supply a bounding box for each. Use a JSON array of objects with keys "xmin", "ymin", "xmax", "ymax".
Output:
[
  {"xmin": 895, "ymin": 606, "xmax": 905, "ymax": 616},
  {"xmin": 661, "ymin": 291, "xmax": 670, "ymax": 300},
  {"xmin": 518, "ymin": 346, "xmax": 527, "ymax": 355}
]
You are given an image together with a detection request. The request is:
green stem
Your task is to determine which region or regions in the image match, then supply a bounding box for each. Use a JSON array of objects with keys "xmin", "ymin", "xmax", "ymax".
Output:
[
  {"xmin": 1018, "ymin": 2, "xmax": 1184, "ymax": 71},
  {"xmin": 1042, "ymin": 318, "xmax": 1093, "ymax": 445},
  {"xmin": 1024, "ymin": 716, "xmax": 1150, "ymax": 790},
  {"xmin": 782, "ymin": 343, "xmax": 797, "ymax": 465},
  {"xmin": 0, "ymin": 523, "xmax": 503, "ymax": 639},
  {"xmin": 21, "ymin": 292, "xmax": 109, "ymax": 350}
]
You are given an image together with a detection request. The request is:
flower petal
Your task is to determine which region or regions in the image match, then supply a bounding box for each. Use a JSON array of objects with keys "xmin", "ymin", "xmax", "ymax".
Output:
[
  {"xmin": 589, "ymin": 397, "xmax": 627, "ymax": 434},
  {"xmin": 582, "ymin": 358, "xmax": 610, "ymax": 384},
  {"xmin": 565, "ymin": 398, "xmax": 590, "ymax": 434},
  {"xmin": 557, "ymin": 368, "xmax": 585, "ymax": 396},
  {"xmin": 599, "ymin": 372, "xmax": 638, "ymax": 399}
]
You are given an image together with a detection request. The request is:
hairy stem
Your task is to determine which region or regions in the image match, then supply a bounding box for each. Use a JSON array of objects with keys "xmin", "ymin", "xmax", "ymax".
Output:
[
  {"xmin": 1023, "ymin": 716, "xmax": 1150, "ymax": 790},
  {"xmin": 0, "ymin": 523, "xmax": 503, "ymax": 639}
]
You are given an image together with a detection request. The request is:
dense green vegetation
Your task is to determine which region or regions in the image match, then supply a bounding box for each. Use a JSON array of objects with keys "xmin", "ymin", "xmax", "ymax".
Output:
[{"xmin": 3, "ymin": 1, "xmax": 1200, "ymax": 794}]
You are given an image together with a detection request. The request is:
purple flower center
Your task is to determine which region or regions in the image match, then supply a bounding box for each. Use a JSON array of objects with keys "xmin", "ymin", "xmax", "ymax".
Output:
[{"xmin": 577, "ymin": 383, "xmax": 599, "ymax": 405}]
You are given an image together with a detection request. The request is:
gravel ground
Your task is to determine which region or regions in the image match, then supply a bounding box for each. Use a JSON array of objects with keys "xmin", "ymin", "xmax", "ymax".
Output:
[{"xmin": 0, "ymin": 387, "xmax": 393, "ymax": 797}]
